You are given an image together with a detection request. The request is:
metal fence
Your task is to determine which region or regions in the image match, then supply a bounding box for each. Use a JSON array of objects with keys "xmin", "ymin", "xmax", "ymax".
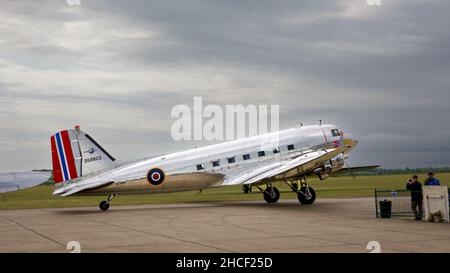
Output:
[
  {"xmin": 375, "ymin": 189, "xmax": 450, "ymax": 218},
  {"xmin": 375, "ymin": 189, "xmax": 418, "ymax": 218}
]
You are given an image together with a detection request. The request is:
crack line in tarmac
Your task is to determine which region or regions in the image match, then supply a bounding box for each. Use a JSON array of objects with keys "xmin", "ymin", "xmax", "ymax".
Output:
[{"xmin": 0, "ymin": 213, "xmax": 66, "ymax": 249}]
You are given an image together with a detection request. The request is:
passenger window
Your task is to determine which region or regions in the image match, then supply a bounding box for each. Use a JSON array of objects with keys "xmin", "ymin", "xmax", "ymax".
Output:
[
  {"xmin": 212, "ymin": 160, "xmax": 220, "ymax": 167},
  {"xmin": 331, "ymin": 129, "xmax": 341, "ymax": 137},
  {"xmin": 227, "ymin": 157, "xmax": 236, "ymax": 164},
  {"xmin": 258, "ymin": 151, "xmax": 265, "ymax": 157},
  {"xmin": 243, "ymin": 154, "xmax": 251, "ymax": 160},
  {"xmin": 287, "ymin": 144, "xmax": 295, "ymax": 151},
  {"xmin": 196, "ymin": 164, "xmax": 204, "ymax": 171},
  {"xmin": 273, "ymin": 147, "xmax": 280, "ymax": 154}
]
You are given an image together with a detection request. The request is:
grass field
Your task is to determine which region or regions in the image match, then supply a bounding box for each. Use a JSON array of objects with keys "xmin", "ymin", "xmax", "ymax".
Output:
[{"xmin": 1, "ymin": 173, "xmax": 449, "ymax": 210}]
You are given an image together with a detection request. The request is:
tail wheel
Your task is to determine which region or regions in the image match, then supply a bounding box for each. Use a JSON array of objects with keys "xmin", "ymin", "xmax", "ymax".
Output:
[
  {"xmin": 297, "ymin": 186, "xmax": 316, "ymax": 205},
  {"xmin": 99, "ymin": 200, "xmax": 110, "ymax": 211},
  {"xmin": 263, "ymin": 187, "xmax": 280, "ymax": 203}
]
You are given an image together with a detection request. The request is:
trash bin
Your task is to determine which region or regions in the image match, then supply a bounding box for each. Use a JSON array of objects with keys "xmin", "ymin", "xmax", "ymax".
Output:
[{"xmin": 379, "ymin": 200, "xmax": 392, "ymax": 218}]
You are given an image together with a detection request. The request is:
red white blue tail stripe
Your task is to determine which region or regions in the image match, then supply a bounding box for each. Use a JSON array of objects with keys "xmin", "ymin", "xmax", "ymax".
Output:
[{"xmin": 51, "ymin": 130, "xmax": 78, "ymax": 183}]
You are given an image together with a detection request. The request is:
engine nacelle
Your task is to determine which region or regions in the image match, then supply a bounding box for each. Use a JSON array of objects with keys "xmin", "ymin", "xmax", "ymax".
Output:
[
  {"xmin": 314, "ymin": 165, "xmax": 332, "ymax": 180},
  {"xmin": 314, "ymin": 154, "xmax": 346, "ymax": 180}
]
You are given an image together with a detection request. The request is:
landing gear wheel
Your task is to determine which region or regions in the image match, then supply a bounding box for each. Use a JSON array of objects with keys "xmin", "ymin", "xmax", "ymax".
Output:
[
  {"xmin": 263, "ymin": 187, "xmax": 280, "ymax": 203},
  {"xmin": 99, "ymin": 200, "xmax": 110, "ymax": 211},
  {"xmin": 98, "ymin": 194, "xmax": 116, "ymax": 211},
  {"xmin": 297, "ymin": 187, "xmax": 316, "ymax": 205}
]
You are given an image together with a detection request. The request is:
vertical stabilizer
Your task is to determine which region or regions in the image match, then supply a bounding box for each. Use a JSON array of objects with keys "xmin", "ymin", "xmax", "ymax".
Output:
[{"xmin": 50, "ymin": 126, "xmax": 115, "ymax": 183}]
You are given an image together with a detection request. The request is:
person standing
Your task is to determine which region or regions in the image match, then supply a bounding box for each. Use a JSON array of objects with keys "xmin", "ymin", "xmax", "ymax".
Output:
[
  {"xmin": 424, "ymin": 171, "xmax": 441, "ymax": 186},
  {"xmin": 406, "ymin": 175, "xmax": 423, "ymax": 220}
]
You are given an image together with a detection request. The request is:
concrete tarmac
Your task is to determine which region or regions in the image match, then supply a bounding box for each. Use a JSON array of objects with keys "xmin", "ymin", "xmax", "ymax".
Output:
[{"xmin": 0, "ymin": 198, "xmax": 449, "ymax": 253}]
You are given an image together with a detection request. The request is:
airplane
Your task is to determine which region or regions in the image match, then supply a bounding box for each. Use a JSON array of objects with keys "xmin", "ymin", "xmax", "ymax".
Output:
[{"xmin": 0, "ymin": 124, "xmax": 377, "ymax": 210}]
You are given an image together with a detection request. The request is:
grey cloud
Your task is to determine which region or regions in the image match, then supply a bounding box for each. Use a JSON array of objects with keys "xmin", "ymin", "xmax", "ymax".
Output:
[{"xmin": 0, "ymin": 0, "xmax": 450, "ymax": 170}]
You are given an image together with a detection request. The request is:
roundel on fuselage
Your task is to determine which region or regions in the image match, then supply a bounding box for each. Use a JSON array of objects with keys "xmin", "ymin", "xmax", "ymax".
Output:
[{"xmin": 147, "ymin": 168, "xmax": 165, "ymax": 186}]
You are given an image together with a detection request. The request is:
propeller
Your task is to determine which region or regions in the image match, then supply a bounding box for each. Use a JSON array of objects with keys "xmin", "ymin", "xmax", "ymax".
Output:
[{"xmin": 343, "ymin": 160, "xmax": 357, "ymax": 180}]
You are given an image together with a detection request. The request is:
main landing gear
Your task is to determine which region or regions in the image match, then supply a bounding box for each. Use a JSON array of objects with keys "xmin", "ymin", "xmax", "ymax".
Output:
[
  {"xmin": 256, "ymin": 177, "xmax": 316, "ymax": 205},
  {"xmin": 99, "ymin": 194, "xmax": 116, "ymax": 211},
  {"xmin": 263, "ymin": 186, "xmax": 280, "ymax": 203},
  {"xmin": 286, "ymin": 177, "xmax": 316, "ymax": 205},
  {"xmin": 254, "ymin": 183, "xmax": 280, "ymax": 204}
]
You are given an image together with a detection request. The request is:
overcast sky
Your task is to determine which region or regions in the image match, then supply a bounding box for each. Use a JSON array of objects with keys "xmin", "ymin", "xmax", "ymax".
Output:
[{"xmin": 1, "ymin": 0, "xmax": 449, "ymax": 171}]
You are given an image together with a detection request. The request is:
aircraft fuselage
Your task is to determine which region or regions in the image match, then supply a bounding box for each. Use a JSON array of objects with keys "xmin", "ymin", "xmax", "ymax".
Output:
[{"xmin": 53, "ymin": 124, "xmax": 356, "ymax": 196}]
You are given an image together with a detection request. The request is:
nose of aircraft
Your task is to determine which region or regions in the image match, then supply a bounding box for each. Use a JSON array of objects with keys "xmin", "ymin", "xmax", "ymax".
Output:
[{"xmin": 342, "ymin": 133, "xmax": 358, "ymax": 154}]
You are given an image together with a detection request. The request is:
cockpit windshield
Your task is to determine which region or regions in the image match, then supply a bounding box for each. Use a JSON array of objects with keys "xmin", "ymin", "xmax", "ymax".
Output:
[{"xmin": 331, "ymin": 129, "xmax": 341, "ymax": 137}]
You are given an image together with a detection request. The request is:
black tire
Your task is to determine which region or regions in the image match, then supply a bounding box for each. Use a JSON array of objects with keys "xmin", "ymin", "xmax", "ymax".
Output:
[
  {"xmin": 263, "ymin": 187, "xmax": 280, "ymax": 203},
  {"xmin": 297, "ymin": 187, "xmax": 316, "ymax": 205},
  {"xmin": 99, "ymin": 200, "xmax": 110, "ymax": 211},
  {"xmin": 243, "ymin": 185, "xmax": 250, "ymax": 194}
]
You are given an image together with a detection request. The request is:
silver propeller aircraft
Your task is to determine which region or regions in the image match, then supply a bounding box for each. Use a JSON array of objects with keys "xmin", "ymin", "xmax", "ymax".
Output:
[{"xmin": 0, "ymin": 124, "xmax": 376, "ymax": 210}]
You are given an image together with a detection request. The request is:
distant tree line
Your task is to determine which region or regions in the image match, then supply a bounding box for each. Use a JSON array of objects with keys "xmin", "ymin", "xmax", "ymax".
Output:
[{"xmin": 340, "ymin": 166, "xmax": 450, "ymax": 176}]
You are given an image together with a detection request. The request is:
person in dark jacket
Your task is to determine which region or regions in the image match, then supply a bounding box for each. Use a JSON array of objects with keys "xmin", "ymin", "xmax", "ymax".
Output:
[
  {"xmin": 406, "ymin": 175, "xmax": 423, "ymax": 220},
  {"xmin": 424, "ymin": 171, "xmax": 441, "ymax": 186}
]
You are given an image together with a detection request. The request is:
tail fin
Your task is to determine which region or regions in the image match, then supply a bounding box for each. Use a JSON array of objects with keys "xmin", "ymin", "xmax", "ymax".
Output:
[{"xmin": 50, "ymin": 126, "xmax": 115, "ymax": 183}]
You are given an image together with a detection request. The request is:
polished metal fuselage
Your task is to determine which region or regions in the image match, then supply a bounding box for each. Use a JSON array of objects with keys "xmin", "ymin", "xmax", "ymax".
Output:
[{"xmin": 53, "ymin": 124, "xmax": 356, "ymax": 196}]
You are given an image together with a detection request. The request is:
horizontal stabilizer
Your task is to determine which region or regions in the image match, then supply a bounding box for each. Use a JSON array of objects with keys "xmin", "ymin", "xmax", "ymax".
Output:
[{"xmin": 57, "ymin": 180, "xmax": 114, "ymax": 197}]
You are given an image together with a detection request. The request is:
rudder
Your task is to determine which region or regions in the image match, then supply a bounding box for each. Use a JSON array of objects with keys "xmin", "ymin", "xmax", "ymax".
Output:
[{"xmin": 50, "ymin": 126, "xmax": 115, "ymax": 183}]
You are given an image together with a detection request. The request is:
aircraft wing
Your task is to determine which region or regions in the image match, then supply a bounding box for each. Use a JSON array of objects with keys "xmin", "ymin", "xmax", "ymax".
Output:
[
  {"xmin": 223, "ymin": 148, "xmax": 343, "ymax": 186},
  {"xmin": 0, "ymin": 171, "xmax": 52, "ymax": 193},
  {"xmin": 333, "ymin": 165, "xmax": 380, "ymax": 175}
]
